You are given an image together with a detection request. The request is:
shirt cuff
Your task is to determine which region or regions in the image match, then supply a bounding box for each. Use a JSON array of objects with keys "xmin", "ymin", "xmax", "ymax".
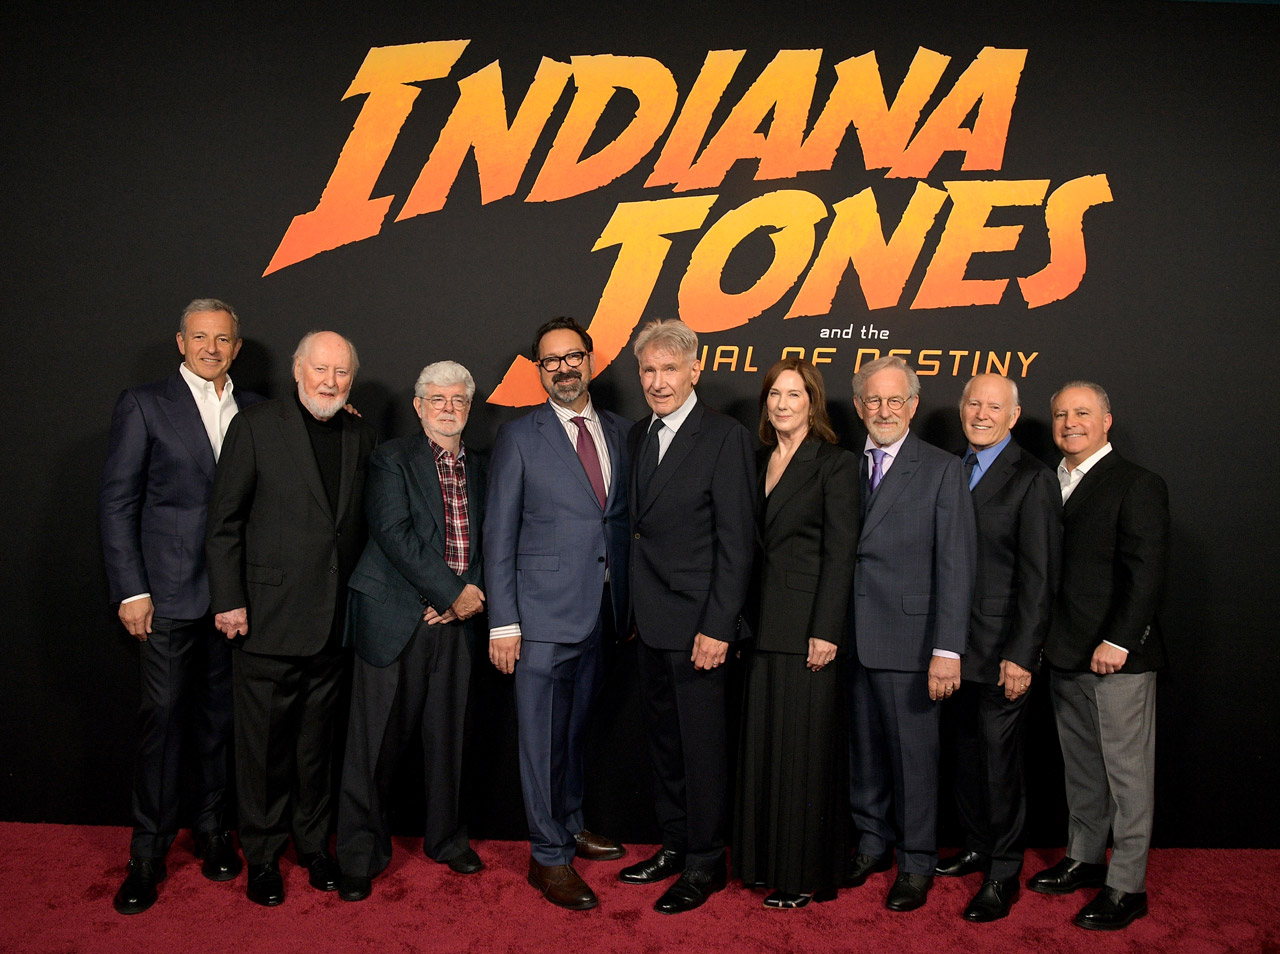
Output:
[
  {"xmin": 1102, "ymin": 640, "xmax": 1128, "ymax": 653},
  {"xmin": 122, "ymin": 593, "xmax": 151, "ymax": 604},
  {"xmin": 490, "ymin": 623, "xmax": 522, "ymax": 641},
  {"xmin": 931, "ymin": 649, "xmax": 961, "ymax": 659}
]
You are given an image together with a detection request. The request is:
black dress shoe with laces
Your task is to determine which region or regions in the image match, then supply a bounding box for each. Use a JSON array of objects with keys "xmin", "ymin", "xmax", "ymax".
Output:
[
  {"xmin": 297, "ymin": 849, "xmax": 341, "ymax": 891},
  {"xmin": 339, "ymin": 874, "xmax": 372, "ymax": 902},
  {"xmin": 654, "ymin": 864, "xmax": 727, "ymax": 914},
  {"xmin": 885, "ymin": 872, "xmax": 932, "ymax": 911},
  {"xmin": 195, "ymin": 830, "xmax": 243, "ymax": 882},
  {"xmin": 444, "ymin": 847, "xmax": 484, "ymax": 874},
  {"xmin": 113, "ymin": 857, "xmax": 167, "ymax": 915},
  {"xmin": 936, "ymin": 849, "xmax": 987, "ymax": 878},
  {"xmin": 246, "ymin": 862, "xmax": 285, "ymax": 906},
  {"xmin": 619, "ymin": 848, "xmax": 685, "ymax": 884},
  {"xmin": 963, "ymin": 877, "xmax": 1019, "ymax": 921},
  {"xmin": 1027, "ymin": 857, "xmax": 1107, "ymax": 895},
  {"xmin": 1074, "ymin": 887, "xmax": 1148, "ymax": 931},
  {"xmin": 844, "ymin": 852, "xmax": 893, "ymax": 887}
]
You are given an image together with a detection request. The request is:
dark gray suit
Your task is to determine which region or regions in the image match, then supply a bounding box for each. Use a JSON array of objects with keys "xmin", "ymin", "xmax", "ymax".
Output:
[
  {"xmin": 337, "ymin": 434, "xmax": 485, "ymax": 877},
  {"xmin": 848, "ymin": 430, "xmax": 976, "ymax": 875}
]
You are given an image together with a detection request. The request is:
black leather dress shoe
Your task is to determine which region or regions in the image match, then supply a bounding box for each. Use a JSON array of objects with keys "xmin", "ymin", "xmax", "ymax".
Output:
[
  {"xmin": 444, "ymin": 847, "xmax": 484, "ymax": 874},
  {"xmin": 246, "ymin": 862, "xmax": 285, "ymax": 906},
  {"xmin": 654, "ymin": 865, "xmax": 727, "ymax": 914},
  {"xmin": 1027, "ymin": 857, "xmax": 1107, "ymax": 895},
  {"xmin": 195, "ymin": 830, "xmax": 243, "ymax": 882},
  {"xmin": 113, "ymin": 857, "xmax": 167, "ymax": 914},
  {"xmin": 574, "ymin": 829, "xmax": 626, "ymax": 861},
  {"xmin": 885, "ymin": 872, "xmax": 932, "ymax": 912},
  {"xmin": 1073, "ymin": 887, "xmax": 1148, "ymax": 931},
  {"xmin": 844, "ymin": 852, "xmax": 893, "ymax": 887},
  {"xmin": 963, "ymin": 877, "xmax": 1019, "ymax": 922},
  {"xmin": 936, "ymin": 849, "xmax": 987, "ymax": 878},
  {"xmin": 297, "ymin": 849, "xmax": 341, "ymax": 891},
  {"xmin": 338, "ymin": 874, "xmax": 372, "ymax": 902},
  {"xmin": 619, "ymin": 848, "xmax": 685, "ymax": 884}
]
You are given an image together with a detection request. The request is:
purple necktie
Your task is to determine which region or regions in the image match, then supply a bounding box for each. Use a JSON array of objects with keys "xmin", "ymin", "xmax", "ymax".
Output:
[
  {"xmin": 869, "ymin": 448, "xmax": 886, "ymax": 492},
  {"xmin": 573, "ymin": 417, "xmax": 607, "ymax": 508}
]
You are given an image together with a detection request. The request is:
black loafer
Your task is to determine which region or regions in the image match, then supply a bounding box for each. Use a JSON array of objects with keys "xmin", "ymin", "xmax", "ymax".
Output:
[
  {"xmin": 113, "ymin": 857, "xmax": 167, "ymax": 915},
  {"xmin": 339, "ymin": 874, "xmax": 372, "ymax": 902},
  {"xmin": 1027, "ymin": 857, "xmax": 1107, "ymax": 895},
  {"xmin": 885, "ymin": 872, "xmax": 932, "ymax": 912},
  {"xmin": 444, "ymin": 847, "xmax": 484, "ymax": 874},
  {"xmin": 654, "ymin": 865, "xmax": 726, "ymax": 914},
  {"xmin": 195, "ymin": 830, "xmax": 243, "ymax": 882},
  {"xmin": 936, "ymin": 849, "xmax": 987, "ymax": 878},
  {"xmin": 963, "ymin": 877, "xmax": 1019, "ymax": 922},
  {"xmin": 619, "ymin": 848, "xmax": 685, "ymax": 884},
  {"xmin": 1074, "ymin": 887, "xmax": 1148, "ymax": 931},
  {"xmin": 297, "ymin": 849, "xmax": 341, "ymax": 891},
  {"xmin": 844, "ymin": 852, "xmax": 893, "ymax": 887},
  {"xmin": 246, "ymin": 862, "xmax": 285, "ymax": 906}
]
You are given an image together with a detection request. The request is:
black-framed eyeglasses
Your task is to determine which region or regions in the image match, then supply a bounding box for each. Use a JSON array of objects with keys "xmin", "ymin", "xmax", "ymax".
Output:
[
  {"xmin": 424, "ymin": 395, "xmax": 471, "ymax": 410},
  {"xmin": 537, "ymin": 350, "xmax": 588, "ymax": 372},
  {"xmin": 859, "ymin": 395, "xmax": 909, "ymax": 411}
]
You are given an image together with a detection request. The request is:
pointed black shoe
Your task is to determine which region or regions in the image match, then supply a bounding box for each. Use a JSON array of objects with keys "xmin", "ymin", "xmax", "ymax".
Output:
[
  {"xmin": 885, "ymin": 872, "xmax": 932, "ymax": 911},
  {"xmin": 936, "ymin": 849, "xmax": 987, "ymax": 878},
  {"xmin": 619, "ymin": 848, "xmax": 685, "ymax": 884},
  {"xmin": 654, "ymin": 864, "xmax": 727, "ymax": 914},
  {"xmin": 113, "ymin": 857, "xmax": 167, "ymax": 915},
  {"xmin": 963, "ymin": 877, "xmax": 1019, "ymax": 922},
  {"xmin": 1074, "ymin": 887, "xmax": 1148, "ymax": 931},
  {"xmin": 443, "ymin": 847, "xmax": 484, "ymax": 874},
  {"xmin": 339, "ymin": 874, "xmax": 372, "ymax": 902},
  {"xmin": 195, "ymin": 830, "xmax": 243, "ymax": 882},
  {"xmin": 1027, "ymin": 857, "xmax": 1107, "ymax": 895},
  {"xmin": 246, "ymin": 862, "xmax": 285, "ymax": 906},
  {"xmin": 844, "ymin": 852, "xmax": 893, "ymax": 887},
  {"xmin": 297, "ymin": 848, "xmax": 341, "ymax": 891}
]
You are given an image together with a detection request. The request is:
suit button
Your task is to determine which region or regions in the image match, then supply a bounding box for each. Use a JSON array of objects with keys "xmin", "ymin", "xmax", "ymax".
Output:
[
  {"xmin": 329, "ymin": 566, "xmax": 338, "ymax": 574},
  {"xmin": 598, "ymin": 556, "xmax": 605, "ymax": 563},
  {"xmin": 634, "ymin": 533, "xmax": 641, "ymax": 540}
]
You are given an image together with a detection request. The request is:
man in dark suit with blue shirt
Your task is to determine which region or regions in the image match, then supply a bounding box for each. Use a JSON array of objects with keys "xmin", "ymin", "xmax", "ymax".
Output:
[
  {"xmin": 336, "ymin": 360, "xmax": 487, "ymax": 902},
  {"xmin": 100, "ymin": 298, "xmax": 259, "ymax": 914},
  {"xmin": 935, "ymin": 374, "xmax": 1061, "ymax": 922},
  {"xmin": 484, "ymin": 317, "xmax": 631, "ymax": 911},
  {"xmin": 845, "ymin": 355, "xmax": 976, "ymax": 913}
]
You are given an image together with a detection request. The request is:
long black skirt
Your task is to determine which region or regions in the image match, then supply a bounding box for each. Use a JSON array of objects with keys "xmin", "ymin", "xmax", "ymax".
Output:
[{"xmin": 732, "ymin": 647, "xmax": 849, "ymax": 895}]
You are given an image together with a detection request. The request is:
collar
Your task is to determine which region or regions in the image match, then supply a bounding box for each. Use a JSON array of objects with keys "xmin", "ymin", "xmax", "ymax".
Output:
[
  {"xmin": 179, "ymin": 363, "xmax": 234, "ymax": 399},
  {"xmin": 863, "ymin": 429, "xmax": 909, "ymax": 459},
  {"xmin": 969, "ymin": 433, "xmax": 1012, "ymax": 472},
  {"xmin": 549, "ymin": 396, "xmax": 597, "ymax": 426},
  {"xmin": 647, "ymin": 389, "xmax": 698, "ymax": 433},
  {"xmin": 1058, "ymin": 441, "xmax": 1112, "ymax": 481},
  {"xmin": 427, "ymin": 434, "xmax": 466, "ymax": 462}
]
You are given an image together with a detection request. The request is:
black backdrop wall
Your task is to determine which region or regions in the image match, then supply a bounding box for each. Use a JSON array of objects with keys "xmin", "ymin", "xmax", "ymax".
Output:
[{"xmin": 3, "ymin": 1, "xmax": 1277, "ymax": 848}]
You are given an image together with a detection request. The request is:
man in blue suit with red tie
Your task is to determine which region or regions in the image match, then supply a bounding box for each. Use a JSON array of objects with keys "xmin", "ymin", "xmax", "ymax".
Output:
[
  {"xmin": 484, "ymin": 317, "xmax": 631, "ymax": 910},
  {"xmin": 100, "ymin": 299, "xmax": 260, "ymax": 914}
]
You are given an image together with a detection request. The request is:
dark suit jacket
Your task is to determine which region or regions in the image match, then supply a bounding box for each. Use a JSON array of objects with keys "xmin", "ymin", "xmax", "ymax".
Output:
[
  {"xmin": 962, "ymin": 439, "xmax": 1062, "ymax": 683},
  {"xmin": 1044, "ymin": 450, "xmax": 1169, "ymax": 674},
  {"xmin": 205, "ymin": 398, "xmax": 377, "ymax": 657},
  {"xmin": 852, "ymin": 431, "xmax": 976, "ymax": 671},
  {"xmin": 100, "ymin": 371, "xmax": 262, "ymax": 619},
  {"xmin": 628, "ymin": 399, "xmax": 755, "ymax": 651},
  {"xmin": 344, "ymin": 434, "xmax": 485, "ymax": 668},
  {"xmin": 483, "ymin": 401, "xmax": 631, "ymax": 642},
  {"xmin": 751, "ymin": 441, "xmax": 860, "ymax": 654}
]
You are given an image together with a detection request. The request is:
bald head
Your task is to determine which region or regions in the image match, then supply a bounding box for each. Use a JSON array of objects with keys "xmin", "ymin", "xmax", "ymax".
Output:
[
  {"xmin": 959, "ymin": 374, "xmax": 1021, "ymax": 452},
  {"xmin": 293, "ymin": 330, "xmax": 358, "ymax": 420}
]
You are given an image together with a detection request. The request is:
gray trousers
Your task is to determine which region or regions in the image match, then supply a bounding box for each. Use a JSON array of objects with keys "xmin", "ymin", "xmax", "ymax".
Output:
[{"xmin": 1050, "ymin": 668, "xmax": 1157, "ymax": 893}]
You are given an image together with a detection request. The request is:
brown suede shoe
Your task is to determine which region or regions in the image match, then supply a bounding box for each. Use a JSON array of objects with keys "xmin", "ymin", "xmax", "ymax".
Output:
[
  {"xmin": 573, "ymin": 830, "xmax": 626, "ymax": 861},
  {"xmin": 528, "ymin": 859, "xmax": 598, "ymax": 910}
]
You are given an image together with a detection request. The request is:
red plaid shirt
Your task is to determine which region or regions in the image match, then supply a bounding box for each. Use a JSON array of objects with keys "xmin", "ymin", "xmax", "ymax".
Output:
[{"xmin": 428, "ymin": 437, "xmax": 470, "ymax": 576}]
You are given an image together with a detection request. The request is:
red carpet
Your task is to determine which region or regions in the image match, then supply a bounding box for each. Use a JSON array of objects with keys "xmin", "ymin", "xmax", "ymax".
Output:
[{"xmin": 1, "ymin": 823, "xmax": 1276, "ymax": 954}]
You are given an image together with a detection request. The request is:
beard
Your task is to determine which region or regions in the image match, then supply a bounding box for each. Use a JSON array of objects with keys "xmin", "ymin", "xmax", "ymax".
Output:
[
  {"xmin": 298, "ymin": 383, "xmax": 347, "ymax": 420},
  {"xmin": 548, "ymin": 370, "xmax": 588, "ymax": 405}
]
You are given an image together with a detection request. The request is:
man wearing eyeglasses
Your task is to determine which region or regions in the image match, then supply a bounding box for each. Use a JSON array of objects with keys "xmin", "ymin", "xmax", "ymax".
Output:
[
  {"xmin": 334, "ymin": 361, "xmax": 487, "ymax": 902},
  {"xmin": 484, "ymin": 317, "xmax": 632, "ymax": 910},
  {"xmin": 844, "ymin": 355, "xmax": 976, "ymax": 913}
]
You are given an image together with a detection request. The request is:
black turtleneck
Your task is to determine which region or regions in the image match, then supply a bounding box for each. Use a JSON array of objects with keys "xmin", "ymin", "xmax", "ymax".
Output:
[{"xmin": 295, "ymin": 392, "xmax": 343, "ymax": 515}]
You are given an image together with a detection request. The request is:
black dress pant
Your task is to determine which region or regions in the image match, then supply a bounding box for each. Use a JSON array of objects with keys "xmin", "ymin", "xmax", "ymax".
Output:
[
  {"xmin": 232, "ymin": 645, "xmax": 347, "ymax": 865},
  {"xmin": 130, "ymin": 614, "xmax": 233, "ymax": 858},
  {"xmin": 337, "ymin": 619, "xmax": 471, "ymax": 877}
]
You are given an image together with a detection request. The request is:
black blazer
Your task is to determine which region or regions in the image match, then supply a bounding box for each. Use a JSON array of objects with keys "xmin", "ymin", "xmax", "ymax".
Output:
[
  {"xmin": 205, "ymin": 398, "xmax": 378, "ymax": 657},
  {"xmin": 99, "ymin": 372, "xmax": 261, "ymax": 619},
  {"xmin": 1043, "ymin": 450, "xmax": 1169, "ymax": 674},
  {"xmin": 345, "ymin": 433, "xmax": 485, "ymax": 668},
  {"xmin": 962, "ymin": 439, "xmax": 1062, "ymax": 683},
  {"xmin": 751, "ymin": 441, "xmax": 860, "ymax": 654},
  {"xmin": 627, "ymin": 399, "xmax": 755, "ymax": 651}
]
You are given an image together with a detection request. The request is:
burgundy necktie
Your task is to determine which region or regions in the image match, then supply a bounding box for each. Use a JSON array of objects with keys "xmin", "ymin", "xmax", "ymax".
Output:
[{"xmin": 573, "ymin": 417, "xmax": 607, "ymax": 508}]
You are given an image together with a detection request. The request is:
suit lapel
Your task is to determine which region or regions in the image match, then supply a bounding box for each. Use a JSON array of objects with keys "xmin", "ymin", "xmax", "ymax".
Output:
[
  {"xmin": 1064, "ymin": 450, "xmax": 1120, "ymax": 517},
  {"xmin": 970, "ymin": 440, "xmax": 1019, "ymax": 508},
  {"xmin": 536, "ymin": 403, "xmax": 603, "ymax": 511},
  {"xmin": 860, "ymin": 432, "xmax": 919, "ymax": 539},
  {"xmin": 764, "ymin": 442, "xmax": 820, "ymax": 530},
  {"xmin": 158, "ymin": 373, "xmax": 216, "ymax": 479},
  {"xmin": 639, "ymin": 401, "xmax": 703, "ymax": 516},
  {"xmin": 279, "ymin": 400, "xmax": 334, "ymax": 523},
  {"xmin": 407, "ymin": 433, "xmax": 448, "ymax": 540},
  {"xmin": 601, "ymin": 412, "xmax": 627, "ymax": 510}
]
